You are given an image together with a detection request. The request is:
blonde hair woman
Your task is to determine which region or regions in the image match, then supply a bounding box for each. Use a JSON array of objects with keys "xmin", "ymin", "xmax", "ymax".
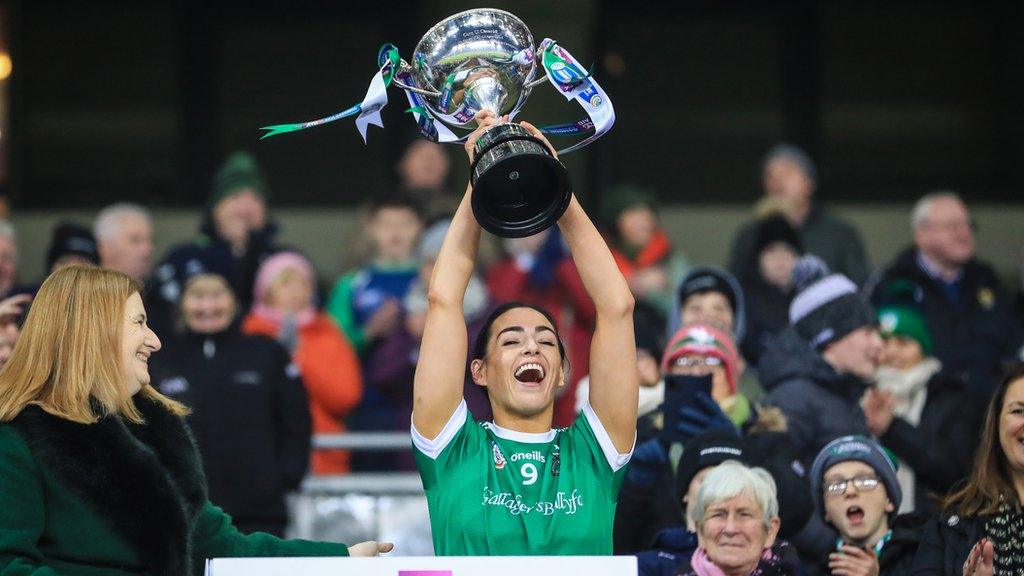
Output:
[{"xmin": 0, "ymin": 266, "xmax": 388, "ymax": 576}]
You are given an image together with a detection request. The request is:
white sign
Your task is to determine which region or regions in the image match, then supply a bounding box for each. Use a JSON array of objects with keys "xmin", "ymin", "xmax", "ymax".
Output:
[{"xmin": 205, "ymin": 556, "xmax": 637, "ymax": 576}]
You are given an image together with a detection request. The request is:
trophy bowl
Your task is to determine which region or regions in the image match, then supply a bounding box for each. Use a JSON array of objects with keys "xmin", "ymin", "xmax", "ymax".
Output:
[{"xmin": 412, "ymin": 9, "xmax": 572, "ymax": 238}]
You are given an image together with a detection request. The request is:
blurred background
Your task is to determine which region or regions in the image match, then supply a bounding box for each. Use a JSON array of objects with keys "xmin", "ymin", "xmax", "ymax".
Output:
[{"xmin": 1, "ymin": 0, "xmax": 1021, "ymax": 281}]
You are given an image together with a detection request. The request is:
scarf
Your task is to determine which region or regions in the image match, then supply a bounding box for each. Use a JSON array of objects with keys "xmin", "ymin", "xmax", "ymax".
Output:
[
  {"xmin": 613, "ymin": 230, "xmax": 673, "ymax": 277},
  {"xmin": 984, "ymin": 500, "xmax": 1024, "ymax": 575},
  {"xmin": 249, "ymin": 303, "xmax": 317, "ymax": 329},
  {"xmin": 874, "ymin": 358, "xmax": 941, "ymax": 513},
  {"xmin": 685, "ymin": 542, "xmax": 796, "ymax": 576}
]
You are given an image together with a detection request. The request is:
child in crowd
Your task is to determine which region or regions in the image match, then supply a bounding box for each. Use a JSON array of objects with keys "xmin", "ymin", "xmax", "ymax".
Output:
[{"xmin": 811, "ymin": 436, "xmax": 927, "ymax": 576}]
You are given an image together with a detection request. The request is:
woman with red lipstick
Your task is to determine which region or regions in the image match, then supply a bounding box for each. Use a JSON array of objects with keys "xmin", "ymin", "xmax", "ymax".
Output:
[
  {"xmin": 913, "ymin": 363, "xmax": 1024, "ymax": 576},
  {"xmin": 411, "ymin": 111, "xmax": 638, "ymax": 555}
]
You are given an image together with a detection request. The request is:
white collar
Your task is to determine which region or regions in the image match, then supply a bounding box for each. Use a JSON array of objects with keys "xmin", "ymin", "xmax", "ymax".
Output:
[{"xmin": 484, "ymin": 422, "xmax": 557, "ymax": 443}]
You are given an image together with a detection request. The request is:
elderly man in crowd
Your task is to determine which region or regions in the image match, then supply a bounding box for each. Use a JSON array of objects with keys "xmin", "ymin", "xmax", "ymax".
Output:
[
  {"xmin": 94, "ymin": 203, "xmax": 155, "ymax": 284},
  {"xmin": 869, "ymin": 191, "xmax": 1023, "ymax": 419}
]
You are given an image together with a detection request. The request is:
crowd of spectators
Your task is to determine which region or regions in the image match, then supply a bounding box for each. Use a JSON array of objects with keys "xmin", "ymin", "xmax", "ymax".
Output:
[{"xmin": 2, "ymin": 139, "xmax": 1024, "ymax": 575}]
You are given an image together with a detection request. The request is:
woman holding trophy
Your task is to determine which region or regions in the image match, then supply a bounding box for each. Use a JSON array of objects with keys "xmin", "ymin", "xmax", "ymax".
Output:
[{"xmin": 411, "ymin": 110, "xmax": 638, "ymax": 555}]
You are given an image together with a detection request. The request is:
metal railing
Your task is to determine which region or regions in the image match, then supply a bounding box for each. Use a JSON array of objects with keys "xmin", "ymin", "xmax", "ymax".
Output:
[{"xmin": 291, "ymin": 432, "xmax": 433, "ymax": 554}]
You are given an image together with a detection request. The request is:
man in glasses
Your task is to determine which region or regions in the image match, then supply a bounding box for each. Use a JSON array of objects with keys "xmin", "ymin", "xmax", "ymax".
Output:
[
  {"xmin": 811, "ymin": 435, "xmax": 926, "ymax": 576},
  {"xmin": 869, "ymin": 190, "xmax": 1024, "ymax": 422}
]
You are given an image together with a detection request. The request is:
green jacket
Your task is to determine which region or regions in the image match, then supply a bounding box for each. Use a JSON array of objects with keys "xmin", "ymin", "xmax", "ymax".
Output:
[{"xmin": 0, "ymin": 396, "xmax": 348, "ymax": 575}]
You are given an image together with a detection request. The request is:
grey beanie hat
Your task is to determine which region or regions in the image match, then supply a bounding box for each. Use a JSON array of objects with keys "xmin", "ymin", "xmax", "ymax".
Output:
[
  {"xmin": 810, "ymin": 435, "xmax": 901, "ymax": 521},
  {"xmin": 789, "ymin": 255, "xmax": 875, "ymax": 350},
  {"xmin": 762, "ymin": 143, "xmax": 817, "ymax": 184}
]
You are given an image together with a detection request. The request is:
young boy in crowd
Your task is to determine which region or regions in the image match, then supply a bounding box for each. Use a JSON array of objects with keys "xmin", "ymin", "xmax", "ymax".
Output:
[
  {"xmin": 327, "ymin": 191, "xmax": 425, "ymax": 355},
  {"xmin": 811, "ymin": 436, "xmax": 927, "ymax": 576}
]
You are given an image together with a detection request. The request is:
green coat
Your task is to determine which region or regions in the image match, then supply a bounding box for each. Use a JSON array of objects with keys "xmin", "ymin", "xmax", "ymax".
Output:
[{"xmin": 0, "ymin": 396, "xmax": 348, "ymax": 575}]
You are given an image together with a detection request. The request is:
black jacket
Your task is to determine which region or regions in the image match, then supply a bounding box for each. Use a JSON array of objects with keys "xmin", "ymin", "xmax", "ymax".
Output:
[
  {"xmin": 875, "ymin": 512, "xmax": 931, "ymax": 576},
  {"xmin": 761, "ymin": 329, "xmax": 872, "ymax": 468},
  {"xmin": 148, "ymin": 327, "xmax": 311, "ymax": 526},
  {"xmin": 869, "ymin": 248, "xmax": 1023, "ymax": 418},
  {"xmin": 877, "ymin": 371, "xmax": 973, "ymax": 515},
  {"xmin": 911, "ymin": 510, "xmax": 983, "ymax": 575},
  {"xmin": 739, "ymin": 275, "xmax": 795, "ymax": 367}
]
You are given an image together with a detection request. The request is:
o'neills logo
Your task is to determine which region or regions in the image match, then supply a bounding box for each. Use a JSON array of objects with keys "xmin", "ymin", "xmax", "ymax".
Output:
[
  {"xmin": 493, "ymin": 443, "xmax": 506, "ymax": 470},
  {"xmin": 510, "ymin": 450, "xmax": 546, "ymax": 463}
]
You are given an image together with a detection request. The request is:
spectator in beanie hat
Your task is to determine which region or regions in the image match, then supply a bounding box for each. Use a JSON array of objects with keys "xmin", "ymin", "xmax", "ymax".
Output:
[
  {"xmin": 812, "ymin": 435, "xmax": 928, "ymax": 576},
  {"xmin": 760, "ymin": 255, "xmax": 883, "ymax": 562},
  {"xmin": 149, "ymin": 150, "xmax": 282, "ymax": 338},
  {"xmin": 763, "ymin": 255, "xmax": 881, "ymax": 464},
  {"xmin": 669, "ymin": 266, "xmax": 746, "ymax": 344},
  {"xmin": 45, "ymin": 222, "xmax": 99, "ymax": 273},
  {"xmin": 663, "ymin": 324, "xmax": 742, "ymax": 404},
  {"xmin": 863, "ymin": 297, "xmax": 973, "ymax": 515}
]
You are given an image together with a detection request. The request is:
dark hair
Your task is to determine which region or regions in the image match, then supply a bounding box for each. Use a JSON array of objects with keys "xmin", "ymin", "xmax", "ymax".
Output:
[
  {"xmin": 367, "ymin": 189, "xmax": 426, "ymax": 221},
  {"xmin": 943, "ymin": 363, "xmax": 1024, "ymax": 516},
  {"xmin": 472, "ymin": 302, "xmax": 568, "ymax": 370}
]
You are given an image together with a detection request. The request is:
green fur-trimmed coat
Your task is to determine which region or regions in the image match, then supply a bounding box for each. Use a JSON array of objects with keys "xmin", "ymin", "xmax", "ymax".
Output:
[{"xmin": 0, "ymin": 395, "xmax": 348, "ymax": 575}]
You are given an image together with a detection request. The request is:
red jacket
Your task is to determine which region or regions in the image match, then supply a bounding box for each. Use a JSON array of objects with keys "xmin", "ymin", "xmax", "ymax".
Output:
[{"xmin": 242, "ymin": 313, "xmax": 363, "ymax": 474}]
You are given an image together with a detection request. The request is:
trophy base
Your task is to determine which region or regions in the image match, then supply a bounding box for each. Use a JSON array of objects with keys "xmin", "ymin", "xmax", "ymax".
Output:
[{"xmin": 470, "ymin": 123, "xmax": 571, "ymax": 238}]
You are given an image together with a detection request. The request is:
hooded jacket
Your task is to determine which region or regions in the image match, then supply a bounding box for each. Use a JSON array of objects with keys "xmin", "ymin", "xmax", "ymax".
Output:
[
  {"xmin": 668, "ymin": 266, "xmax": 747, "ymax": 346},
  {"xmin": 0, "ymin": 395, "xmax": 346, "ymax": 576},
  {"xmin": 148, "ymin": 325, "xmax": 310, "ymax": 529}
]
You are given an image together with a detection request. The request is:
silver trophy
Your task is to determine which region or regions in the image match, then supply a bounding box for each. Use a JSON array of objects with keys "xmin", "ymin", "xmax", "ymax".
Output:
[
  {"xmin": 399, "ymin": 9, "xmax": 568, "ymax": 237},
  {"xmin": 261, "ymin": 8, "xmax": 614, "ymax": 237}
]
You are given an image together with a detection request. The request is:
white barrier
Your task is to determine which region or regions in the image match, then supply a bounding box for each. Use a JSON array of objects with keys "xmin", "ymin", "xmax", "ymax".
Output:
[{"xmin": 205, "ymin": 556, "xmax": 638, "ymax": 576}]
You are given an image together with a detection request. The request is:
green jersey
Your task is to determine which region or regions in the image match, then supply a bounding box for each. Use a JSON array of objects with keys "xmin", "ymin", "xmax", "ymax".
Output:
[{"xmin": 412, "ymin": 400, "xmax": 633, "ymax": 555}]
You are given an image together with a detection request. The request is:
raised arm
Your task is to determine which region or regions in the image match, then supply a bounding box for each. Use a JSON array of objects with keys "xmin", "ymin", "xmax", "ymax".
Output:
[
  {"xmin": 412, "ymin": 113, "xmax": 500, "ymax": 439},
  {"xmin": 521, "ymin": 122, "xmax": 638, "ymax": 452}
]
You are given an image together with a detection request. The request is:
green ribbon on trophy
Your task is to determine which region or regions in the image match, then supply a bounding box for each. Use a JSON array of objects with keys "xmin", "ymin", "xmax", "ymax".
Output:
[{"xmin": 259, "ymin": 45, "xmax": 401, "ymax": 142}]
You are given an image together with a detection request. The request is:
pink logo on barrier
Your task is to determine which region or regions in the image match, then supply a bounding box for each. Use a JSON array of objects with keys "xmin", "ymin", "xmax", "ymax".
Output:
[{"xmin": 399, "ymin": 572, "xmax": 452, "ymax": 576}]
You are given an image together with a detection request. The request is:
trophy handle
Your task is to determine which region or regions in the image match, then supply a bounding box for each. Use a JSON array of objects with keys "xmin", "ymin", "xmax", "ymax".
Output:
[
  {"xmin": 393, "ymin": 78, "xmax": 441, "ymax": 98},
  {"xmin": 525, "ymin": 77, "xmax": 548, "ymax": 90},
  {"xmin": 392, "ymin": 59, "xmax": 442, "ymax": 98}
]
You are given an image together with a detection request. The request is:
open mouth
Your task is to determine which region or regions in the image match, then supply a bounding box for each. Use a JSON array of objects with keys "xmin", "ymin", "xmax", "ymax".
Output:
[
  {"xmin": 136, "ymin": 352, "xmax": 150, "ymax": 365},
  {"xmin": 514, "ymin": 362, "xmax": 545, "ymax": 385},
  {"xmin": 846, "ymin": 506, "xmax": 864, "ymax": 524}
]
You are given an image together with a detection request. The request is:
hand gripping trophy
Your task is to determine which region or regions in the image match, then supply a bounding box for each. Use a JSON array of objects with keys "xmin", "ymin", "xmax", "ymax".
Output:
[{"xmin": 261, "ymin": 8, "xmax": 615, "ymax": 238}]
